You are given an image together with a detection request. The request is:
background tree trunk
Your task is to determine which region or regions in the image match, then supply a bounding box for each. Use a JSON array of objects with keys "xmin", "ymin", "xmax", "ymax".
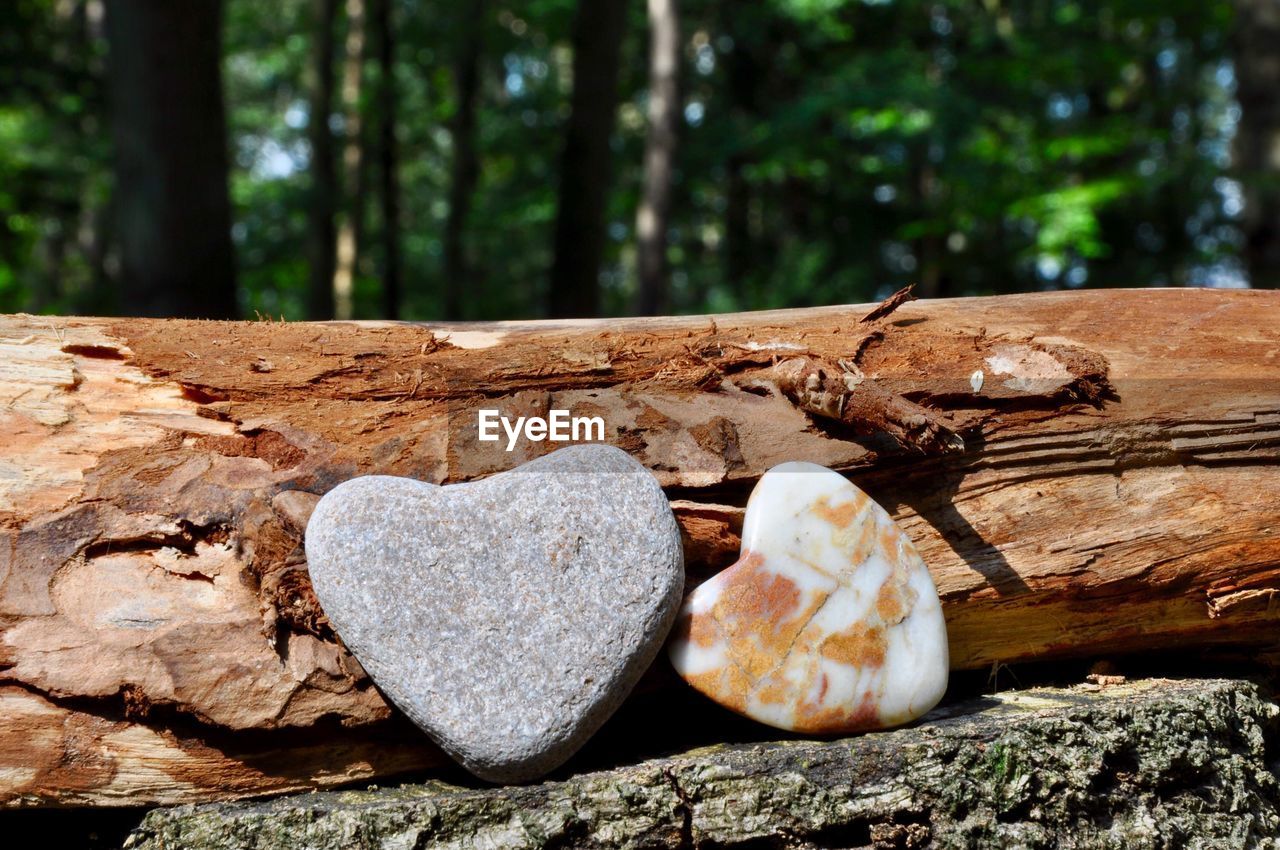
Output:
[
  {"xmin": 103, "ymin": 0, "xmax": 237, "ymax": 319},
  {"xmin": 1233, "ymin": 0, "xmax": 1280, "ymax": 290},
  {"xmin": 721, "ymin": 8, "xmax": 765, "ymax": 306},
  {"xmin": 375, "ymin": 0, "xmax": 401, "ymax": 320},
  {"xmin": 635, "ymin": 0, "xmax": 681, "ymax": 316},
  {"xmin": 913, "ymin": 162, "xmax": 947, "ymax": 298},
  {"xmin": 547, "ymin": 0, "xmax": 629, "ymax": 318},
  {"xmin": 1, "ymin": 290, "xmax": 1278, "ymax": 807},
  {"xmin": 332, "ymin": 0, "xmax": 367, "ymax": 321},
  {"xmin": 306, "ymin": 0, "xmax": 339, "ymax": 320},
  {"xmin": 69, "ymin": 0, "xmax": 113, "ymax": 316},
  {"xmin": 442, "ymin": 0, "xmax": 486, "ymax": 321}
]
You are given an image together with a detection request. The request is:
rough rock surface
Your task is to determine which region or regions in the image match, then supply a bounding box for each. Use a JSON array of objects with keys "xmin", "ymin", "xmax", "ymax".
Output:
[
  {"xmin": 127, "ymin": 678, "xmax": 1280, "ymax": 849},
  {"xmin": 304, "ymin": 443, "xmax": 685, "ymax": 782}
]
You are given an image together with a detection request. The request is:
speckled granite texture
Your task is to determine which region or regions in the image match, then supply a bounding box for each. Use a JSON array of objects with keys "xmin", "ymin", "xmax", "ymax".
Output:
[{"xmin": 305, "ymin": 444, "xmax": 684, "ymax": 782}]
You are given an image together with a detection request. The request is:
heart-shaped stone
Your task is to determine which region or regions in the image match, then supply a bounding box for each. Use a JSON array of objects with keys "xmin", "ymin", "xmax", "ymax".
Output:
[
  {"xmin": 305, "ymin": 444, "xmax": 684, "ymax": 782},
  {"xmin": 669, "ymin": 461, "xmax": 948, "ymax": 733}
]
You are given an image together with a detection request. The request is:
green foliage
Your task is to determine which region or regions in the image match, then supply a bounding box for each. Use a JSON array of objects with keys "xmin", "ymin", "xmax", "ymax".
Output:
[
  {"xmin": 0, "ymin": 0, "xmax": 1251, "ymax": 318},
  {"xmin": 0, "ymin": 0, "xmax": 110, "ymax": 313}
]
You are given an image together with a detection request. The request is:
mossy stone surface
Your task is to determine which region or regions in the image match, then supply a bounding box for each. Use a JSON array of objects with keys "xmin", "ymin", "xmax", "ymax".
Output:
[{"xmin": 126, "ymin": 678, "xmax": 1280, "ymax": 850}]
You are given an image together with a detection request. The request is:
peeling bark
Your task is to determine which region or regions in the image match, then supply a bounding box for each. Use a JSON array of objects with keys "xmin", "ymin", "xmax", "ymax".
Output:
[
  {"xmin": 2, "ymin": 289, "xmax": 1279, "ymax": 806},
  {"xmin": 770, "ymin": 356, "xmax": 966, "ymax": 454},
  {"xmin": 859, "ymin": 283, "xmax": 917, "ymax": 323}
]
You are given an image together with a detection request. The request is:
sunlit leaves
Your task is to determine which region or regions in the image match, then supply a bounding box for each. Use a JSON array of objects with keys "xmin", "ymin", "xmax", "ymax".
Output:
[{"xmin": 0, "ymin": 0, "xmax": 1253, "ymax": 317}]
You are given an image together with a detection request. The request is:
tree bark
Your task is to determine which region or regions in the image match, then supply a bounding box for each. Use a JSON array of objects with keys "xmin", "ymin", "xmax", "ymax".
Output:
[
  {"xmin": 375, "ymin": 0, "xmax": 401, "ymax": 320},
  {"xmin": 1233, "ymin": 0, "xmax": 1280, "ymax": 289},
  {"xmin": 548, "ymin": 0, "xmax": 629, "ymax": 318},
  {"xmin": 125, "ymin": 679, "xmax": 1280, "ymax": 849},
  {"xmin": 635, "ymin": 0, "xmax": 680, "ymax": 316},
  {"xmin": 306, "ymin": 0, "xmax": 339, "ymax": 320},
  {"xmin": 103, "ymin": 0, "xmax": 238, "ymax": 319},
  {"xmin": 332, "ymin": 0, "xmax": 367, "ymax": 321},
  {"xmin": 442, "ymin": 0, "xmax": 486, "ymax": 321},
  {"xmin": 721, "ymin": 8, "xmax": 765, "ymax": 306},
  {"xmin": 1, "ymin": 289, "xmax": 1279, "ymax": 807}
]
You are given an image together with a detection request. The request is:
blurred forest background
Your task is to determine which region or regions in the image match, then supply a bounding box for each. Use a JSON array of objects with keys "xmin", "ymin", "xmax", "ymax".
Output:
[{"xmin": 1, "ymin": 0, "xmax": 1278, "ymax": 321}]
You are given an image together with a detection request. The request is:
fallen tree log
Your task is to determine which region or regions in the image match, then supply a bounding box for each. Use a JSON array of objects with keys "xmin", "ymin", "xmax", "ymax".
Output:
[
  {"xmin": 1, "ymin": 288, "xmax": 1278, "ymax": 806},
  {"xmin": 125, "ymin": 679, "xmax": 1280, "ymax": 849}
]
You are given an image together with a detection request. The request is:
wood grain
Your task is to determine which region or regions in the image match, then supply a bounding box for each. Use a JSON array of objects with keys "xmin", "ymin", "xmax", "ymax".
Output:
[{"xmin": 1, "ymin": 288, "xmax": 1278, "ymax": 806}]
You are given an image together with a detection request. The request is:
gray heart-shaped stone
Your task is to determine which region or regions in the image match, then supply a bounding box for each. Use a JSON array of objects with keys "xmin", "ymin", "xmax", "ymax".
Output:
[{"xmin": 304, "ymin": 444, "xmax": 684, "ymax": 782}]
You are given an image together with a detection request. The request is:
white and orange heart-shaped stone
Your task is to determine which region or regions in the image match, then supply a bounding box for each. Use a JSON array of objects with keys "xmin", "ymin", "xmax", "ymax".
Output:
[{"xmin": 669, "ymin": 462, "xmax": 948, "ymax": 733}]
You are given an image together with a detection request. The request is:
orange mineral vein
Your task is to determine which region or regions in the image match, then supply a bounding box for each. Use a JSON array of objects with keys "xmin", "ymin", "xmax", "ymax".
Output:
[{"xmin": 668, "ymin": 462, "xmax": 949, "ymax": 733}]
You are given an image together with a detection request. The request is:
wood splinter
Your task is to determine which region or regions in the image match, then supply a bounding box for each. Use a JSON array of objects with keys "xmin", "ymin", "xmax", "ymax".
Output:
[
  {"xmin": 859, "ymin": 283, "xmax": 918, "ymax": 323},
  {"xmin": 751, "ymin": 282, "xmax": 959, "ymax": 455},
  {"xmin": 771, "ymin": 356, "xmax": 965, "ymax": 455}
]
